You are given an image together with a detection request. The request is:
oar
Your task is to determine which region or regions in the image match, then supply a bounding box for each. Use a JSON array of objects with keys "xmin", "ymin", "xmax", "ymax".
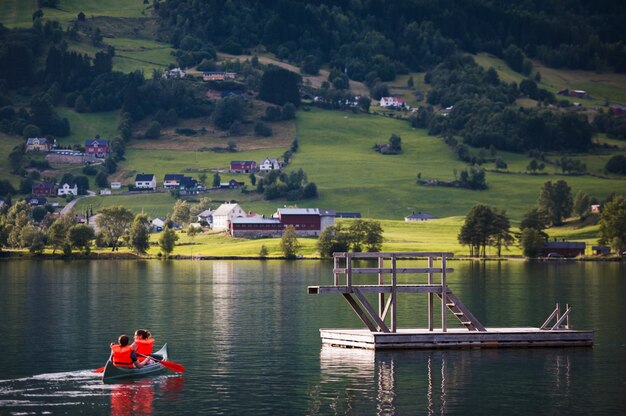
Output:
[{"xmin": 137, "ymin": 353, "xmax": 185, "ymax": 373}]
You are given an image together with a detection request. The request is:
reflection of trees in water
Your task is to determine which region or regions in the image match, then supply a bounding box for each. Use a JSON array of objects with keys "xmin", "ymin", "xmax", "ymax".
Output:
[{"xmin": 313, "ymin": 348, "xmax": 577, "ymax": 415}]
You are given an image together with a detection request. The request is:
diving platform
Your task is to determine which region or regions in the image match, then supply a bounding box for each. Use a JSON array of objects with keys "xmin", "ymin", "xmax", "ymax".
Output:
[{"xmin": 308, "ymin": 252, "xmax": 593, "ymax": 350}]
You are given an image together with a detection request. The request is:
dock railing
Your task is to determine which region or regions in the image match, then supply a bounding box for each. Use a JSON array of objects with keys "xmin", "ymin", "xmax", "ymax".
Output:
[{"xmin": 307, "ymin": 252, "xmax": 486, "ymax": 333}]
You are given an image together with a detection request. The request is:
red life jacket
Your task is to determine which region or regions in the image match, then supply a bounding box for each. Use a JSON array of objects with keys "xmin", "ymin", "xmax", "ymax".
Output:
[
  {"xmin": 134, "ymin": 337, "xmax": 155, "ymax": 362},
  {"xmin": 111, "ymin": 344, "xmax": 134, "ymax": 368}
]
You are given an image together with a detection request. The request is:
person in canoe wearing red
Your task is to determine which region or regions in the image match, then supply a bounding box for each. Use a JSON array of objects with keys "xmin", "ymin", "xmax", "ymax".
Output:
[
  {"xmin": 132, "ymin": 329, "xmax": 156, "ymax": 366},
  {"xmin": 109, "ymin": 334, "xmax": 147, "ymax": 369}
]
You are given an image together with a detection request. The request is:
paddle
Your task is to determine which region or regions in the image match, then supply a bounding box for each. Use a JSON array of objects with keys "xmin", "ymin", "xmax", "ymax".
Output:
[{"xmin": 137, "ymin": 353, "xmax": 185, "ymax": 373}]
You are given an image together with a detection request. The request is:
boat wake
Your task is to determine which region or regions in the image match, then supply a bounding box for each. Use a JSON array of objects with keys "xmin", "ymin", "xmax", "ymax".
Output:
[{"xmin": 0, "ymin": 369, "xmax": 110, "ymax": 412}]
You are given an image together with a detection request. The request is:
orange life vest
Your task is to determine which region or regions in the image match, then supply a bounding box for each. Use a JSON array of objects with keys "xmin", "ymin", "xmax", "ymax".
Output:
[
  {"xmin": 134, "ymin": 337, "xmax": 155, "ymax": 362},
  {"xmin": 111, "ymin": 344, "xmax": 134, "ymax": 368}
]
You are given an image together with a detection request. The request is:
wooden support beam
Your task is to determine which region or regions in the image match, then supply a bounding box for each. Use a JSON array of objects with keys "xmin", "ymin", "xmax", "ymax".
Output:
[
  {"xmin": 391, "ymin": 254, "xmax": 397, "ymax": 332},
  {"xmin": 333, "ymin": 267, "xmax": 455, "ymax": 275},
  {"xmin": 307, "ymin": 285, "xmax": 444, "ymax": 294},
  {"xmin": 378, "ymin": 256, "xmax": 384, "ymax": 321},
  {"xmin": 342, "ymin": 293, "xmax": 377, "ymax": 332},
  {"xmin": 441, "ymin": 257, "xmax": 448, "ymax": 332},
  {"xmin": 428, "ymin": 256, "xmax": 433, "ymax": 331},
  {"xmin": 352, "ymin": 288, "xmax": 390, "ymax": 333}
]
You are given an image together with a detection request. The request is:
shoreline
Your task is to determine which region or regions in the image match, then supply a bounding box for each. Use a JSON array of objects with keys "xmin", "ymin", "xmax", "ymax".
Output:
[{"xmin": 0, "ymin": 251, "xmax": 623, "ymax": 262}]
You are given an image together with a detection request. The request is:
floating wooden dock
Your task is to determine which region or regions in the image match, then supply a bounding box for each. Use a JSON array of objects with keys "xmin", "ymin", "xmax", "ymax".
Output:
[{"xmin": 308, "ymin": 252, "xmax": 593, "ymax": 350}]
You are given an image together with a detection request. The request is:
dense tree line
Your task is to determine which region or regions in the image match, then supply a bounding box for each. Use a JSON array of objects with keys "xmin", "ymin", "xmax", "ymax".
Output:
[
  {"xmin": 411, "ymin": 55, "xmax": 594, "ymax": 152},
  {"xmin": 156, "ymin": 0, "xmax": 626, "ymax": 75},
  {"xmin": 256, "ymin": 168, "xmax": 318, "ymax": 201},
  {"xmin": 317, "ymin": 219, "xmax": 383, "ymax": 258}
]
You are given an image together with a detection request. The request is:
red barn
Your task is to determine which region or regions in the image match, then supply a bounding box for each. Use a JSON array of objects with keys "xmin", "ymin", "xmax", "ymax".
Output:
[
  {"xmin": 274, "ymin": 208, "xmax": 322, "ymax": 236},
  {"xmin": 230, "ymin": 160, "xmax": 257, "ymax": 173},
  {"xmin": 32, "ymin": 183, "xmax": 56, "ymax": 196}
]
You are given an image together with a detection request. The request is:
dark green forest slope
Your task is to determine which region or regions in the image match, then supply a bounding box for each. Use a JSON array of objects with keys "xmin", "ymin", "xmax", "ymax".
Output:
[{"xmin": 157, "ymin": 0, "xmax": 626, "ymax": 76}]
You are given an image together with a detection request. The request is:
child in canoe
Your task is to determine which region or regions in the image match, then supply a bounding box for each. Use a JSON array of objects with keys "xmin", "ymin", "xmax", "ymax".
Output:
[
  {"xmin": 132, "ymin": 329, "xmax": 156, "ymax": 366},
  {"xmin": 110, "ymin": 334, "xmax": 146, "ymax": 369}
]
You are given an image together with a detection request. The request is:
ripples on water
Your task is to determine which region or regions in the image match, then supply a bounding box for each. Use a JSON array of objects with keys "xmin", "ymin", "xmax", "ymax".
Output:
[{"xmin": 0, "ymin": 260, "xmax": 625, "ymax": 415}]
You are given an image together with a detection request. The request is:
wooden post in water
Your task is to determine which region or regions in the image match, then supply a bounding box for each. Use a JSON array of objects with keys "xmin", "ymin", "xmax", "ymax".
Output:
[
  {"xmin": 428, "ymin": 256, "xmax": 434, "ymax": 331},
  {"xmin": 346, "ymin": 253, "xmax": 352, "ymax": 288},
  {"xmin": 333, "ymin": 255, "xmax": 339, "ymax": 286}
]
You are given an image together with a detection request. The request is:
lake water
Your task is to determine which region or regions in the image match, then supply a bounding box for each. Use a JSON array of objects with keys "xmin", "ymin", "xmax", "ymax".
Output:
[{"xmin": 0, "ymin": 259, "xmax": 624, "ymax": 415}]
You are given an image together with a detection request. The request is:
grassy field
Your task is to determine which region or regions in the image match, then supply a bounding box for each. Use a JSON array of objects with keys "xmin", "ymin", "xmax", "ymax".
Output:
[
  {"xmin": 474, "ymin": 53, "xmax": 626, "ymax": 107},
  {"xmin": 0, "ymin": 0, "xmax": 151, "ymax": 28},
  {"xmin": 68, "ymin": 108, "xmax": 626, "ymax": 223}
]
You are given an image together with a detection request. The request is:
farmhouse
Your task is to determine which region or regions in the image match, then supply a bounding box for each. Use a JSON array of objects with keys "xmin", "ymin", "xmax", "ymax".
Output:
[
  {"xmin": 197, "ymin": 209, "xmax": 214, "ymax": 226},
  {"xmin": 202, "ymin": 71, "xmax": 237, "ymax": 81},
  {"xmin": 379, "ymin": 96, "xmax": 408, "ymax": 109},
  {"xmin": 32, "ymin": 183, "xmax": 56, "ymax": 196},
  {"xmin": 135, "ymin": 174, "xmax": 157, "ymax": 190},
  {"xmin": 111, "ymin": 182, "xmax": 122, "ymax": 190},
  {"xmin": 259, "ymin": 158, "xmax": 281, "ymax": 172},
  {"xmin": 162, "ymin": 67, "xmax": 185, "ymax": 79},
  {"xmin": 212, "ymin": 202, "xmax": 246, "ymax": 231},
  {"xmin": 84, "ymin": 139, "xmax": 110, "ymax": 158},
  {"xmin": 541, "ymin": 241, "xmax": 586, "ymax": 258},
  {"xmin": 220, "ymin": 179, "xmax": 244, "ymax": 189},
  {"xmin": 27, "ymin": 197, "xmax": 47, "ymax": 206},
  {"xmin": 57, "ymin": 183, "xmax": 78, "ymax": 196},
  {"xmin": 405, "ymin": 212, "xmax": 437, "ymax": 222},
  {"xmin": 26, "ymin": 137, "xmax": 53, "ymax": 152},
  {"xmin": 230, "ymin": 160, "xmax": 257, "ymax": 173},
  {"xmin": 179, "ymin": 176, "xmax": 200, "ymax": 194},
  {"xmin": 163, "ymin": 174, "xmax": 184, "ymax": 189}
]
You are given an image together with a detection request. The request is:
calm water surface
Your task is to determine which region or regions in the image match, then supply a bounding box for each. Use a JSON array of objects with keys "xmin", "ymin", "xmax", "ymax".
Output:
[{"xmin": 0, "ymin": 259, "xmax": 624, "ymax": 415}]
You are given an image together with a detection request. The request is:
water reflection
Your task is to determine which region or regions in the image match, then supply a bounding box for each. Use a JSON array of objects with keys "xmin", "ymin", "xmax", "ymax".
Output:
[
  {"xmin": 110, "ymin": 377, "xmax": 184, "ymax": 416},
  {"xmin": 316, "ymin": 347, "xmax": 587, "ymax": 415}
]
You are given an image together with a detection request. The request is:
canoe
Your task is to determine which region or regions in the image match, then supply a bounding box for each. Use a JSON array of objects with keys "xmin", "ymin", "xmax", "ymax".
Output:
[{"xmin": 102, "ymin": 343, "xmax": 168, "ymax": 382}]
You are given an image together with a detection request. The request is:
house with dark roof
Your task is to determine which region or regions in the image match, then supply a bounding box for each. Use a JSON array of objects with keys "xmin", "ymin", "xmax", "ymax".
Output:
[
  {"xmin": 84, "ymin": 139, "xmax": 110, "ymax": 158},
  {"xmin": 163, "ymin": 174, "xmax": 185, "ymax": 189},
  {"xmin": 32, "ymin": 183, "xmax": 57, "ymax": 196},
  {"xmin": 541, "ymin": 241, "xmax": 586, "ymax": 258},
  {"xmin": 26, "ymin": 137, "xmax": 53, "ymax": 152},
  {"xmin": 135, "ymin": 174, "xmax": 156, "ymax": 190}
]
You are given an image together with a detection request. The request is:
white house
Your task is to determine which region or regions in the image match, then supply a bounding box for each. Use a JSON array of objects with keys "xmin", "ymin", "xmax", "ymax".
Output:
[
  {"xmin": 111, "ymin": 182, "xmax": 122, "ymax": 190},
  {"xmin": 212, "ymin": 203, "xmax": 246, "ymax": 231},
  {"xmin": 57, "ymin": 183, "xmax": 78, "ymax": 196},
  {"xmin": 258, "ymin": 157, "xmax": 281, "ymax": 172},
  {"xmin": 100, "ymin": 188, "xmax": 111, "ymax": 195},
  {"xmin": 135, "ymin": 173, "xmax": 157, "ymax": 190},
  {"xmin": 404, "ymin": 212, "xmax": 437, "ymax": 222},
  {"xmin": 379, "ymin": 96, "xmax": 408, "ymax": 109},
  {"xmin": 162, "ymin": 67, "xmax": 185, "ymax": 79}
]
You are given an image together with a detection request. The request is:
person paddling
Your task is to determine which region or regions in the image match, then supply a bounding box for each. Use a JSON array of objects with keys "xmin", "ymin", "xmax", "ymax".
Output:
[
  {"xmin": 132, "ymin": 329, "xmax": 155, "ymax": 366},
  {"xmin": 110, "ymin": 334, "xmax": 146, "ymax": 369}
]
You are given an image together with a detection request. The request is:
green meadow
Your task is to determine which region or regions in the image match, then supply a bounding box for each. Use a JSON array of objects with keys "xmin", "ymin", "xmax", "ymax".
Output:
[
  {"xmin": 70, "ymin": 108, "xmax": 626, "ymax": 223},
  {"xmin": 0, "ymin": 0, "xmax": 150, "ymax": 28},
  {"xmin": 474, "ymin": 53, "xmax": 626, "ymax": 106}
]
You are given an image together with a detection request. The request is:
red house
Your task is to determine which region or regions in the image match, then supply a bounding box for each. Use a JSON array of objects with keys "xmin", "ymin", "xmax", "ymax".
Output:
[
  {"xmin": 230, "ymin": 160, "xmax": 257, "ymax": 173},
  {"xmin": 84, "ymin": 139, "xmax": 110, "ymax": 158},
  {"xmin": 32, "ymin": 183, "xmax": 57, "ymax": 196}
]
